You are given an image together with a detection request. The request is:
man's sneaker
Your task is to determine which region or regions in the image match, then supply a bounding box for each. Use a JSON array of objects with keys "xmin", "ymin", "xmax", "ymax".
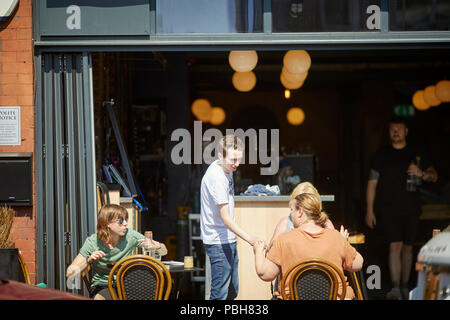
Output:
[
  {"xmin": 386, "ymin": 288, "xmax": 402, "ymax": 300},
  {"xmin": 401, "ymin": 287, "xmax": 410, "ymax": 300}
]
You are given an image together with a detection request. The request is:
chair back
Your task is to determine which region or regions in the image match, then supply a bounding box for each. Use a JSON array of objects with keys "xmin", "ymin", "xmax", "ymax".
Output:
[
  {"xmin": 345, "ymin": 270, "xmax": 364, "ymax": 300},
  {"xmin": 81, "ymin": 264, "xmax": 92, "ymax": 291},
  {"xmin": 108, "ymin": 255, "xmax": 172, "ymax": 300},
  {"xmin": 17, "ymin": 251, "xmax": 31, "ymax": 284},
  {"xmin": 280, "ymin": 259, "xmax": 346, "ymax": 300}
]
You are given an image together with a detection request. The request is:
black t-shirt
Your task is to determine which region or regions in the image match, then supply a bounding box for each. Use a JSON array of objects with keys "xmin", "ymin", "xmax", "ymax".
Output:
[{"xmin": 372, "ymin": 144, "xmax": 431, "ymax": 215}]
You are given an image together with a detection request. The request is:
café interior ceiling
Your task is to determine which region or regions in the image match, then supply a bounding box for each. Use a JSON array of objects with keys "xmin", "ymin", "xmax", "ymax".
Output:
[{"xmin": 116, "ymin": 48, "xmax": 450, "ymax": 92}]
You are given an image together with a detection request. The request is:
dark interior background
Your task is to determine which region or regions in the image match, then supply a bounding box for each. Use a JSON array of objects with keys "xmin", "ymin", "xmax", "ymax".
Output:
[{"xmin": 91, "ymin": 50, "xmax": 450, "ymax": 294}]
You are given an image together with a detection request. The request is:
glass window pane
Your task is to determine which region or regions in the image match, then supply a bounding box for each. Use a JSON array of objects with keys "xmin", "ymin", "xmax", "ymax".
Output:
[
  {"xmin": 272, "ymin": 0, "xmax": 381, "ymax": 32},
  {"xmin": 156, "ymin": 0, "xmax": 263, "ymax": 34},
  {"xmin": 389, "ymin": 0, "xmax": 450, "ymax": 31}
]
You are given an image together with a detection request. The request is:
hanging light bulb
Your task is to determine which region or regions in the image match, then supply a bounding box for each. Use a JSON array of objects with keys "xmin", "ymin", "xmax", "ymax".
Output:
[
  {"xmin": 287, "ymin": 107, "xmax": 305, "ymax": 126},
  {"xmin": 280, "ymin": 73, "xmax": 304, "ymax": 90},
  {"xmin": 283, "ymin": 50, "xmax": 311, "ymax": 74},
  {"xmin": 209, "ymin": 107, "xmax": 226, "ymax": 125},
  {"xmin": 228, "ymin": 50, "xmax": 258, "ymax": 73},
  {"xmin": 423, "ymin": 85, "xmax": 441, "ymax": 107},
  {"xmin": 412, "ymin": 90, "xmax": 431, "ymax": 111},
  {"xmin": 232, "ymin": 71, "xmax": 257, "ymax": 92},
  {"xmin": 435, "ymin": 80, "xmax": 450, "ymax": 102},
  {"xmin": 191, "ymin": 98, "xmax": 212, "ymax": 121},
  {"xmin": 284, "ymin": 89, "xmax": 291, "ymax": 99},
  {"xmin": 281, "ymin": 66, "xmax": 308, "ymax": 83}
]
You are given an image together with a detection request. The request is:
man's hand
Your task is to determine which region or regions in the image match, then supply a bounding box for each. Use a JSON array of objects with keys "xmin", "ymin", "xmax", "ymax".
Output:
[
  {"xmin": 248, "ymin": 235, "xmax": 268, "ymax": 249},
  {"xmin": 365, "ymin": 211, "xmax": 376, "ymax": 229},
  {"xmin": 423, "ymin": 167, "xmax": 438, "ymax": 183},
  {"xmin": 219, "ymin": 203, "xmax": 267, "ymax": 248},
  {"xmin": 407, "ymin": 163, "xmax": 422, "ymax": 177},
  {"xmin": 252, "ymin": 239, "xmax": 267, "ymax": 254},
  {"xmin": 366, "ymin": 177, "xmax": 378, "ymax": 230}
]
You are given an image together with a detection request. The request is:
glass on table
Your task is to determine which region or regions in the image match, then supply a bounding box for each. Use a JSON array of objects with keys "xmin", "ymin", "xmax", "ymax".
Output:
[
  {"xmin": 184, "ymin": 256, "xmax": 194, "ymax": 269},
  {"xmin": 143, "ymin": 231, "xmax": 153, "ymax": 255}
]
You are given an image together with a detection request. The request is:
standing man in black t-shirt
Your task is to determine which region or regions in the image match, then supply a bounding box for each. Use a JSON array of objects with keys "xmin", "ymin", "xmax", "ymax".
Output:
[{"xmin": 365, "ymin": 117, "xmax": 438, "ymax": 300}]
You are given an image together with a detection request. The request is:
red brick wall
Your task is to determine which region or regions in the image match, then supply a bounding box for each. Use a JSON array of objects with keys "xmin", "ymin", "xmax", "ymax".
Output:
[{"xmin": 0, "ymin": 0, "xmax": 36, "ymax": 284}]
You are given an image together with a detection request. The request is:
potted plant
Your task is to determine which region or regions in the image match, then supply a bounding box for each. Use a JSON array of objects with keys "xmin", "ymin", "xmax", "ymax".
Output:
[{"xmin": 0, "ymin": 206, "xmax": 19, "ymax": 281}]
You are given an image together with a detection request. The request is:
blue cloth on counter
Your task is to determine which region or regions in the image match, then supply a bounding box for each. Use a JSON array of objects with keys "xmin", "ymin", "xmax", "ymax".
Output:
[{"xmin": 241, "ymin": 184, "xmax": 280, "ymax": 196}]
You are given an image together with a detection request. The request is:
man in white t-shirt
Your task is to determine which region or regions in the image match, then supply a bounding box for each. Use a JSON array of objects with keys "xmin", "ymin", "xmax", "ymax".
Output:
[{"xmin": 200, "ymin": 134, "xmax": 261, "ymax": 300}]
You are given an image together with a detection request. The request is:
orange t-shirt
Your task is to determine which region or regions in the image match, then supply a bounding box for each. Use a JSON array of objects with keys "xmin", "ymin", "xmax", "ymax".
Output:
[{"xmin": 266, "ymin": 228, "xmax": 357, "ymax": 299}]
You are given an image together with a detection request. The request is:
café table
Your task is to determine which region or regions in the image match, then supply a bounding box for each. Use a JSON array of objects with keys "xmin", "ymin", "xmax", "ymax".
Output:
[{"xmin": 162, "ymin": 261, "xmax": 204, "ymax": 299}]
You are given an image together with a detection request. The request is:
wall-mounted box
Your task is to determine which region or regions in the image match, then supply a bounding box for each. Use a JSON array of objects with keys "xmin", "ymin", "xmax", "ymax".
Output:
[{"xmin": 0, "ymin": 153, "xmax": 32, "ymax": 206}]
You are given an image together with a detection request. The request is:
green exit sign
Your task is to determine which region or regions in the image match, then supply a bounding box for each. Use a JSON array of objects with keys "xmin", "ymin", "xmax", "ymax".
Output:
[{"xmin": 394, "ymin": 104, "xmax": 415, "ymax": 117}]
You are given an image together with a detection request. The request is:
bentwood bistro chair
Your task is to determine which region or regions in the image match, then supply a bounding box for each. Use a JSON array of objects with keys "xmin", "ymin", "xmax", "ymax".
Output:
[
  {"xmin": 81, "ymin": 264, "xmax": 93, "ymax": 292},
  {"xmin": 345, "ymin": 270, "xmax": 364, "ymax": 300},
  {"xmin": 17, "ymin": 251, "xmax": 31, "ymax": 284},
  {"xmin": 280, "ymin": 259, "xmax": 347, "ymax": 300},
  {"xmin": 108, "ymin": 254, "xmax": 172, "ymax": 300}
]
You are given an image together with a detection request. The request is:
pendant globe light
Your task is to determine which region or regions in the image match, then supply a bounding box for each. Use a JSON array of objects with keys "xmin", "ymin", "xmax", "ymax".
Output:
[
  {"xmin": 287, "ymin": 107, "xmax": 305, "ymax": 126},
  {"xmin": 191, "ymin": 98, "xmax": 212, "ymax": 122},
  {"xmin": 435, "ymin": 80, "xmax": 450, "ymax": 102},
  {"xmin": 281, "ymin": 66, "xmax": 308, "ymax": 83},
  {"xmin": 228, "ymin": 50, "xmax": 258, "ymax": 72},
  {"xmin": 423, "ymin": 85, "xmax": 441, "ymax": 107},
  {"xmin": 280, "ymin": 73, "xmax": 304, "ymax": 90},
  {"xmin": 412, "ymin": 90, "xmax": 431, "ymax": 111},
  {"xmin": 209, "ymin": 107, "xmax": 226, "ymax": 125},
  {"xmin": 232, "ymin": 71, "xmax": 257, "ymax": 92},
  {"xmin": 283, "ymin": 50, "xmax": 311, "ymax": 74}
]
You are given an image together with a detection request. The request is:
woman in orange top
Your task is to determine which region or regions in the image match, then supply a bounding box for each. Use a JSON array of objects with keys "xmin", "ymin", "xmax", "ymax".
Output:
[{"xmin": 253, "ymin": 193, "xmax": 364, "ymax": 299}]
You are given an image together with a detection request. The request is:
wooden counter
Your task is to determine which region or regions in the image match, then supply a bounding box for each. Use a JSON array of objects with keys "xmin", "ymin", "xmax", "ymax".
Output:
[{"xmin": 234, "ymin": 195, "xmax": 334, "ymax": 300}]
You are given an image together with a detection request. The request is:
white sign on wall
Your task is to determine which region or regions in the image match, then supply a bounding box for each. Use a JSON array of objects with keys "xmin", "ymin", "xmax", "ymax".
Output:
[{"xmin": 0, "ymin": 106, "xmax": 21, "ymax": 145}]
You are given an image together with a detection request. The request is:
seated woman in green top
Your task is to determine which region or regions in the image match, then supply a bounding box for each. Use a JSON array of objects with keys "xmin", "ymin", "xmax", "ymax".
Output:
[{"xmin": 66, "ymin": 204, "xmax": 168, "ymax": 300}]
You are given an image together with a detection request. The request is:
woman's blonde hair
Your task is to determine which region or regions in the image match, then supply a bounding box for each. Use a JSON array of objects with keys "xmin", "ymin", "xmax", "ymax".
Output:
[
  {"xmin": 97, "ymin": 204, "xmax": 128, "ymax": 244},
  {"xmin": 289, "ymin": 182, "xmax": 321, "ymax": 209},
  {"xmin": 293, "ymin": 193, "xmax": 328, "ymax": 228}
]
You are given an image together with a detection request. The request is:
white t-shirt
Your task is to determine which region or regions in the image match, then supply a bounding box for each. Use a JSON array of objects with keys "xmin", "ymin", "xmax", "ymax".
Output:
[{"xmin": 200, "ymin": 160, "xmax": 236, "ymax": 245}]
